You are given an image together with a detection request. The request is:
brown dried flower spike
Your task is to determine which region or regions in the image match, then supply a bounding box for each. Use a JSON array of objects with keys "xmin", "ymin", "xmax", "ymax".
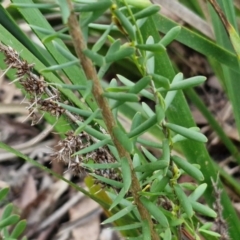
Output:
[
  {"xmin": 20, "ymin": 76, "xmax": 46, "ymax": 95},
  {"xmin": 38, "ymin": 98, "xmax": 65, "ymax": 118}
]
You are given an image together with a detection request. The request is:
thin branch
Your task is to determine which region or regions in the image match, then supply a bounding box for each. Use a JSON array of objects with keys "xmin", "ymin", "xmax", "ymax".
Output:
[{"xmin": 66, "ymin": 1, "xmax": 160, "ymax": 240}]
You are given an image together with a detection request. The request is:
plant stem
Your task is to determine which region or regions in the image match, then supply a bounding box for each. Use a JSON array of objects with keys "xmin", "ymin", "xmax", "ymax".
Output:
[{"xmin": 66, "ymin": 1, "xmax": 160, "ymax": 239}]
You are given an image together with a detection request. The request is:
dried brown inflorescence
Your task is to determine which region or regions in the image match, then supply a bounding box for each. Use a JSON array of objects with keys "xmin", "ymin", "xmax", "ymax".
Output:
[
  {"xmin": 89, "ymin": 148, "xmax": 122, "ymax": 183},
  {"xmin": 19, "ymin": 76, "xmax": 46, "ymax": 96},
  {"xmin": 0, "ymin": 42, "xmax": 121, "ymax": 186},
  {"xmin": 0, "ymin": 42, "xmax": 65, "ymax": 125},
  {"xmin": 52, "ymin": 131, "xmax": 90, "ymax": 166},
  {"xmin": 51, "ymin": 130, "xmax": 122, "ymax": 185}
]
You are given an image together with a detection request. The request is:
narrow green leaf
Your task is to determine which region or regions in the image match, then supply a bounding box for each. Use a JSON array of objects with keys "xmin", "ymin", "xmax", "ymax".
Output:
[
  {"xmin": 42, "ymin": 33, "xmax": 71, "ymax": 43},
  {"xmin": 40, "ymin": 59, "xmax": 79, "ymax": 72},
  {"xmin": 146, "ymin": 36, "xmax": 155, "ymax": 74},
  {"xmin": 121, "ymin": 157, "xmax": 132, "ymax": 193},
  {"xmin": 163, "ymin": 228, "xmax": 172, "ymax": 240},
  {"xmin": 171, "ymin": 134, "xmax": 187, "ymax": 143},
  {"xmin": 142, "ymin": 102, "xmax": 155, "ymax": 117},
  {"xmin": 112, "ymin": 222, "xmax": 142, "ymax": 231},
  {"xmin": 128, "ymin": 76, "xmax": 151, "ymax": 94},
  {"xmin": 164, "ymin": 76, "xmax": 206, "ymax": 91},
  {"xmin": 58, "ymin": 103, "xmax": 102, "ymax": 119},
  {"xmin": 188, "ymin": 183, "xmax": 207, "ymax": 202},
  {"xmin": 30, "ymin": 25, "xmax": 55, "ymax": 35},
  {"xmin": 127, "ymin": 115, "xmax": 157, "ymax": 138},
  {"xmin": 127, "ymin": 236, "xmax": 143, "ymax": 240},
  {"xmin": 199, "ymin": 222, "xmax": 213, "ymax": 230},
  {"xmin": 155, "ymin": 104, "xmax": 165, "ymax": 124},
  {"xmin": 131, "ymin": 112, "xmax": 143, "ymax": 132},
  {"xmin": 92, "ymin": 23, "xmax": 114, "ymax": 52},
  {"xmin": 165, "ymin": 123, "xmax": 208, "ymax": 143},
  {"xmin": 103, "ymin": 92, "xmax": 139, "ymax": 102},
  {"xmin": 137, "ymin": 138, "xmax": 162, "ymax": 148},
  {"xmin": 98, "ymin": 62, "xmax": 112, "ymax": 79},
  {"xmin": 141, "ymin": 171, "xmax": 164, "ymax": 187},
  {"xmin": 53, "ymin": 41, "xmax": 78, "ymax": 61},
  {"xmin": 113, "ymin": 126, "xmax": 133, "ymax": 153},
  {"xmin": 10, "ymin": 220, "xmax": 27, "ymax": 238},
  {"xmin": 140, "ymin": 196, "xmax": 169, "ymax": 228},
  {"xmin": 117, "ymin": 74, "xmax": 154, "ymax": 100},
  {"xmin": 106, "ymin": 86, "xmax": 130, "ymax": 92},
  {"xmin": 105, "ymin": 47, "xmax": 135, "ymax": 63},
  {"xmin": 141, "ymin": 146, "xmax": 157, "ymax": 162},
  {"xmin": 0, "ymin": 188, "xmax": 9, "ymax": 202},
  {"xmin": 171, "ymin": 155, "xmax": 204, "ymax": 182},
  {"xmin": 150, "ymin": 176, "xmax": 169, "ymax": 194},
  {"xmin": 228, "ymin": 24, "xmax": 240, "ymax": 59},
  {"xmin": 198, "ymin": 229, "xmax": 221, "ymax": 237},
  {"xmin": 109, "ymin": 187, "xmax": 125, "ymax": 210},
  {"xmin": 136, "ymin": 43, "xmax": 165, "ymax": 52},
  {"xmin": 83, "ymin": 49, "xmax": 105, "ymax": 66},
  {"xmin": 191, "ymin": 202, "xmax": 217, "ymax": 218},
  {"xmin": 121, "ymin": 0, "xmax": 151, "ymax": 8},
  {"xmin": 57, "ymin": 0, "xmax": 70, "ymax": 24},
  {"xmin": 180, "ymin": 182, "xmax": 197, "ymax": 191},
  {"xmin": 106, "ymin": 39, "xmax": 121, "ymax": 54},
  {"xmin": 162, "ymin": 139, "xmax": 170, "ymax": 176},
  {"xmin": 142, "ymin": 219, "xmax": 151, "ymax": 240},
  {"xmin": 134, "ymin": 161, "xmax": 169, "ymax": 172},
  {"xmin": 74, "ymin": 108, "xmax": 101, "ymax": 134},
  {"xmin": 136, "ymin": 19, "xmax": 149, "ymax": 30},
  {"xmin": 90, "ymin": 173, "xmax": 123, "ymax": 189},
  {"xmin": 133, "ymin": 154, "xmax": 142, "ymax": 180},
  {"xmin": 162, "ymin": 139, "xmax": 170, "ymax": 163},
  {"xmin": 0, "ymin": 215, "xmax": 19, "ymax": 229},
  {"xmin": 82, "ymin": 81, "xmax": 93, "ymax": 100},
  {"xmin": 11, "ymin": 3, "xmax": 58, "ymax": 8},
  {"xmin": 2, "ymin": 228, "xmax": 9, "ymax": 239},
  {"xmin": 84, "ymin": 125, "xmax": 111, "ymax": 142},
  {"xmin": 152, "ymin": 73, "xmax": 170, "ymax": 89},
  {"xmin": 49, "ymin": 83, "xmax": 86, "ymax": 90},
  {"xmin": 172, "ymin": 127, "xmax": 200, "ymax": 143},
  {"xmin": 102, "ymin": 204, "xmax": 135, "ymax": 224},
  {"xmin": 164, "ymin": 73, "xmax": 183, "ymax": 110},
  {"xmin": 160, "ymin": 26, "xmax": 181, "ymax": 47},
  {"xmin": 113, "ymin": 8, "xmax": 135, "ymax": 40},
  {"xmin": 73, "ymin": 138, "xmax": 111, "ymax": 156},
  {"xmin": 74, "ymin": 1, "xmax": 111, "ymax": 12},
  {"xmin": 1, "ymin": 204, "xmax": 13, "ymax": 221},
  {"xmin": 81, "ymin": 10, "xmax": 107, "ymax": 28},
  {"xmin": 174, "ymin": 185, "xmax": 193, "ymax": 219},
  {"xmin": 107, "ymin": 79, "xmax": 122, "ymax": 107},
  {"xmin": 134, "ymin": 5, "xmax": 160, "ymax": 20}
]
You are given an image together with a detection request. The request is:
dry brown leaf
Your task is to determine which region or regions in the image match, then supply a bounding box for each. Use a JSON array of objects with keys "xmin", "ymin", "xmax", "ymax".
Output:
[
  {"xmin": 17, "ymin": 174, "xmax": 37, "ymax": 209},
  {"xmin": 69, "ymin": 197, "xmax": 100, "ymax": 240},
  {"xmin": 69, "ymin": 197, "xmax": 99, "ymax": 221},
  {"xmin": 72, "ymin": 217, "xmax": 100, "ymax": 240}
]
